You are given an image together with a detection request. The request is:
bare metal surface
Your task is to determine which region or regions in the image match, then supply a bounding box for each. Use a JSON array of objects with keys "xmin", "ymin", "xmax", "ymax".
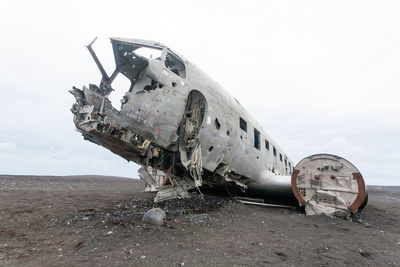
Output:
[
  {"xmin": 70, "ymin": 38, "xmax": 367, "ymax": 213},
  {"xmin": 70, "ymin": 37, "xmax": 294, "ymax": 202},
  {"xmin": 236, "ymin": 200, "xmax": 296, "ymax": 209},
  {"xmin": 292, "ymin": 154, "xmax": 367, "ymax": 216}
]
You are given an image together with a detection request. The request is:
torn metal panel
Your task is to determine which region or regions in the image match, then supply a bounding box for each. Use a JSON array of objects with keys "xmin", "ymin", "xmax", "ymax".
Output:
[
  {"xmin": 154, "ymin": 177, "xmax": 196, "ymax": 202},
  {"xmin": 138, "ymin": 167, "xmax": 157, "ymax": 192},
  {"xmin": 178, "ymin": 90, "xmax": 206, "ymax": 187},
  {"xmin": 305, "ymin": 190, "xmax": 349, "ymax": 216}
]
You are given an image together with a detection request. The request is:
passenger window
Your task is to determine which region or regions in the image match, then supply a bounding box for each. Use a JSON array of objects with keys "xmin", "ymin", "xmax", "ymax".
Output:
[
  {"xmin": 254, "ymin": 128, "xmax": 260, "ymax": 150},
  {"xmin": 265, "ymin": 139, "xmax": 269, "ymax": 150},
  {"xmin": 239, "ymin": 117, "xmax": 247, "ymax": 132},
  {"xmin": 284, "ymin": 158, "xmax": 287, "ymax": 166},
  {"xmin": 280, "ymin": 154, "xmax": 283, "ymax": 162},
  {"xmin": 165, "ymin": 53, "xmax": 186, "ymax": 78},
  {"xmin": 273, "ymin": 146, "xmax": 277, "ymax": 156}
]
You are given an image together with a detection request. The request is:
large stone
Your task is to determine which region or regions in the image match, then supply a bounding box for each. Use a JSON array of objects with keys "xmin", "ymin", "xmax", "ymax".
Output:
[{"xmin": 142, "ymin": 208, "xmax": 166, "ymax": 226}]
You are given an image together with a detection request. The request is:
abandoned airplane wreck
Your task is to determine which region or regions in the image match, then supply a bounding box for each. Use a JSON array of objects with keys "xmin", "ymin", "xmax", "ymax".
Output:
[{"xmin": 70, "ymin": 37, "xmax": 367, "ymax": 216}]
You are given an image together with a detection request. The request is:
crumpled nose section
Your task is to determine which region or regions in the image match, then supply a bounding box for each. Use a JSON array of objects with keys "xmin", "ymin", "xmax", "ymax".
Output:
[{"xmin": 69, "ymin": 85, "xmax": 149, "ymax": 163}]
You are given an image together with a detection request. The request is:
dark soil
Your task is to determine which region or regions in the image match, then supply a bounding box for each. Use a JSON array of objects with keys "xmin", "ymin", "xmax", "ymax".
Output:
[{"xmin": 0, "ymin": 175, "xmax": 399, "ymax": 266}]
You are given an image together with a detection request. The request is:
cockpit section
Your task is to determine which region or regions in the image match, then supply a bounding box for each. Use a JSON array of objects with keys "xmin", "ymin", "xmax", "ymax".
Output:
[
  {"xmin": 110, "ymin": 39, "xmax": 186, "ymax": 89},
  {"xmin": 85, "ymin": 38, "xmax": 187, "ymax": 113},
  {"xmin": 70, "ymin": 38, "xmax": 191, "ymax": 178},
  {"xmin": 111, "ymin": 42, "xmax": 158, "ymax": 84}
]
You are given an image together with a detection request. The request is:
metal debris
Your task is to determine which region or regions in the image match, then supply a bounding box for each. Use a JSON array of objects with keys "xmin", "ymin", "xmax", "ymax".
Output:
[{"xmin": 291, "ymin": 154, "xmax": 367, "ymax": 216}]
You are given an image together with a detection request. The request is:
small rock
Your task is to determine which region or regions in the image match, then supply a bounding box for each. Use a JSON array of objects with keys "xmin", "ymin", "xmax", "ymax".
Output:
[
  {"xmin": 358, "ymin": 248, "xmax": 371, "ymax": 258},
  {"xmin": 142, "ymin": 208, "xmax": 166, "ymax": 226},
  {"xmin": 82, "ymin": 216, "xmax": 89, "ymax": 221},
  {"xmin": 106, "ymin": 231, "xmax": 113, "ymax": 235},
  {"xmin": 141, "ymin": 255, "xmax": 146, "ymax": 259}
]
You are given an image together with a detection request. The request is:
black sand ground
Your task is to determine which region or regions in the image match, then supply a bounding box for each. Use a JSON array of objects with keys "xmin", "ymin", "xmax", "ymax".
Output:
[{"xmin": 0, "ymin": 175, "xmax": 399, "ymax": 266}]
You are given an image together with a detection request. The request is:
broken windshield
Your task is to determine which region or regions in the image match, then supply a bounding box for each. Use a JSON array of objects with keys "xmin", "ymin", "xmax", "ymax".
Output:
[
  {"xmin": 165, "ymin": 52, "xmax": 186, "ymax": 78},
  {"xmin": 133, "ymin": 47, "xmax": 162, "ymax": 60}
]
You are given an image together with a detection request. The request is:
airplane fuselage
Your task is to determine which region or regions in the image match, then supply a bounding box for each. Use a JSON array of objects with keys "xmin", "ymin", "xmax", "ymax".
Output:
[{"xmin": 70, "ymin": 37, "xmax": 366, "ymax": 212}]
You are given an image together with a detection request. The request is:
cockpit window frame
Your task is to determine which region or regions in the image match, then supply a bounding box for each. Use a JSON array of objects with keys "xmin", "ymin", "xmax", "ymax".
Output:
[{"xmin": 164, "ymin": 51, "xmax": 186, "ymax": 79}]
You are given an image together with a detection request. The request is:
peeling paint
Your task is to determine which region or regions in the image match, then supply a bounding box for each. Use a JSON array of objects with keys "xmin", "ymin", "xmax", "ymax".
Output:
[{"xmin": 70, "ymin": 37, "xmax": 367, "ymax": 214}]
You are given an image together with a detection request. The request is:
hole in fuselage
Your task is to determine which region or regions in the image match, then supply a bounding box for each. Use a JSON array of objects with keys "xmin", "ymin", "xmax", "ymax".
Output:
[
  {"xmin": 215, "ymin": 118, "xmax": 221, "ymax": 129},
  {"xmin": 208, "ymin": 146, "xmax": 214, "ymax": 152},
  {"xmin": 109, "ymin": 73, "xmax": 131, "ymax": 111},
  {"xmin": 144, "ymin": 85, "xmax": 153, "ymax": 91}
]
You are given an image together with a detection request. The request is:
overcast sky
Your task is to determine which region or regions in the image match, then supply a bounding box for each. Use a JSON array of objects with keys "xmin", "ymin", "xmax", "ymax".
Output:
[{"xmin": 0, "ymin": 0, "xmax": 399, "ymax": 185}]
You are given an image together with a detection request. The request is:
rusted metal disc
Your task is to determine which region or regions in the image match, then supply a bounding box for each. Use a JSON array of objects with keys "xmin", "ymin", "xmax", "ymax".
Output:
[{"xmin": 291, "ymin": 154, "xmax": 366, "ymax": 215}]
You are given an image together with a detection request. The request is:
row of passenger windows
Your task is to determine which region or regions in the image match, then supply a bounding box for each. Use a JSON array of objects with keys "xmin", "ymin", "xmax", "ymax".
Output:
[{"xmin": 239, "ymin": 117, "xmax": 292, "ymax": 170}]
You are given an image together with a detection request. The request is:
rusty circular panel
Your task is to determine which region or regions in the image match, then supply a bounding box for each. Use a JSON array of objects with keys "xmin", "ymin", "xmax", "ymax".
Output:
[
  {"xmin": 348, "ymin": 172, "xmax": 366, "ymax": 212},
  {"xmin": 291, "ymin": 154, "xmax": 367, "ymax": 213},
  {"xmin": 291, "ymin": 169, "xmax": 306, "ymax": 206}
]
